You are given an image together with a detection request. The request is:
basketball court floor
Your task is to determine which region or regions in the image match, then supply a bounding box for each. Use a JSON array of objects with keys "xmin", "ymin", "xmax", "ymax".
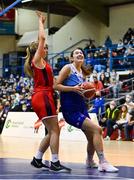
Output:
[{"xmin": 0, "ymin": 136, "xmax": 134, "ymax": 179}]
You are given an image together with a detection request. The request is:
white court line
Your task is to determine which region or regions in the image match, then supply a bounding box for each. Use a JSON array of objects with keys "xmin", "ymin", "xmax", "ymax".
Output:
[{"xmin": 0, "ymin": 173, "xmax": 133, "ymax": 180}]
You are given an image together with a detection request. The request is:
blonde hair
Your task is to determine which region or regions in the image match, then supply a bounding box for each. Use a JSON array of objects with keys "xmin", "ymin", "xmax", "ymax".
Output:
[{"xmin": 24, "ymin": 41, "xmax": 38, "ymax": 77}]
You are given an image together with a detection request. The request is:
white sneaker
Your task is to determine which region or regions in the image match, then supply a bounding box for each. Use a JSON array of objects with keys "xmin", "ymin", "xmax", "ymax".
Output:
[
  {"xmin": 98, "ymin": 161, "xmax": 119, "ymax": 172},
  {"xmin": 104, "ymin": 136, "xmax": 110, "ymax": 141},
  {"xmin": 86, "ymin": 159, "xmax": 98, "ymax": 168},
  {"xmin": 113, "ymin": 124, "xmax": 118, "ymax": 129},
  {"xmin": 116, "ymin": 136, "xmax": 122, "ymax": 141}
]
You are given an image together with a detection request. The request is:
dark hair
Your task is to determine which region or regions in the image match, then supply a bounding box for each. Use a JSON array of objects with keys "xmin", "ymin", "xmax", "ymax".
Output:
[
  {"xmin": 129, "ymin": 109, "xmax": 134, "ymax": 116},
  {"xmin": 70, "ymin": 48, "xmax": 92, "ymax": 76},
  {"xmin": 93, "ymin": 75, "xmax": 97, "ymax": 78},
  {"xmin": 70, "ymin": 47, "xmax": 86, "ymax": 58},
  {"xmin": 121, "ymin": 105, "xmax": 128, "ymax": 111}
]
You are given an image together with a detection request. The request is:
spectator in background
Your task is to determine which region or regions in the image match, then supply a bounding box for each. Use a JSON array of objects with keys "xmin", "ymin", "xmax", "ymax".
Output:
[
  {"xmin": 99, "ymin": 71, "xmax": 110, "ymax": 96},
  {"xmin": 128, "ymin": 69, "xmax": 134, "ymax": 79},
  {"xmin": 11, "ymin": 94, "xmax": 26, "ymax": 112},
  {"xmin": 110, "ymin": 70, "xmax": 119, "ymax": 81},
  {"xmin": 86, "ymin": 52, "xmax": 95, "ymax": 66},
  {"xmin": 110, "ymin": 70, "xmax": 120, "ymax": 98},
  {"xmin": 104, "ymin": 36, "xmax": 112, "ymax": 49},
  {"xmin": 104, "ymin": 68, "xmax": 110, "ymax": 84},
  {"xmin": 116, "ymin": 39, "xmax": 125, "ymax": 56},
  {"xmin": 114, "ymin": 105, "xmax": 128, "ymax": 141},
  {"xmin": 0, "ymin": 101, "xmax": 10, "ymax": 134},
  {"xmin": 101, "ymin": 101, "xmax": 119, "ymax": 140},
  {"xmin": 123, "ymin": 28, "xmax": 134, "ymax": 45},
  {"xmin": 124, "ymin": 94, "xmax": 134, "ymax": 111},
  {"xmin": 99, "ymin": 72, "xmax": 108, "ymax": 88},
  {"xmin": 84, "ymin": 39, "xmax": 96, "ymax": 54},
  {"xmin": 124, "ymin": 109, "xmax": 134, "ymax": 141},
  {"xmin": 124, "ymin": 39, "xmax": 134, "ymax": 62},
  {"xmin": 55, "ymin": 55, "xmax": 69, "ymax": 71},
  {"xmin": 92, "ymin": 74, "xmax": 104, "ymax": 93},
  {"xmin": 127, "ymin": 70, "xmax": 134, "ymax": 90},
  {"xmin": 110, "ymin": 78, "xmax": 119, "ymax": 98},
  {"xmin": 91, "ymin": 91, "xmax": 105, "ymax": 122}
]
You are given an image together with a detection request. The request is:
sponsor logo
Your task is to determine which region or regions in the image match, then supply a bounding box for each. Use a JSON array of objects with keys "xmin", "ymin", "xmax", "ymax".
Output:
[{"xmin": 5, "ymin": 119, "xmax": 11, "ymax": 128}]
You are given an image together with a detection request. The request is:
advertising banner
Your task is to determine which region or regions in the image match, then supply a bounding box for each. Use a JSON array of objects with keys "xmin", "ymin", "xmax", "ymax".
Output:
[
  {"xmin": 2, "ymin": 112, "xmax": 98, "ymax": 142},
  {"xmin": 2, "ymin": 112, "xmax": 44, "ymax": 138}
]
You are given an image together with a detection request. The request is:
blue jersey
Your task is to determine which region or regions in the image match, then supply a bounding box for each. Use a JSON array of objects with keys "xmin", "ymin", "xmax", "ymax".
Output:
[
  {"xmin": 91, "ymin": 97, "xmax": 105, "ymax": 115},
  {"xmin": 60, "ymin": 64, "xmax": 87, "ymax": 112}
]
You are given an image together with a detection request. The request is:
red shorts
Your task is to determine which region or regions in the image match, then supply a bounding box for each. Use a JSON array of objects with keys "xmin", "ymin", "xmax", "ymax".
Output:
[{"xmin": 32, "ymin": 90, "xmax": 57, "ymax": 120}]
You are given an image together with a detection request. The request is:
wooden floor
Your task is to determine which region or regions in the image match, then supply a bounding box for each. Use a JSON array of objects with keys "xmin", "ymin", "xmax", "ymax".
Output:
[{"xmin": 0, "ymin": 136, "xmax": 134, "ymax": 167}]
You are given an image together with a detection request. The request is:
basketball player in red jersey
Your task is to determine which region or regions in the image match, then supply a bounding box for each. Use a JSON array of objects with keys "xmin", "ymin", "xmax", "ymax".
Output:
[{"xmin": 24, "ymin": 11, "xmax": 71, "ymax": 173}]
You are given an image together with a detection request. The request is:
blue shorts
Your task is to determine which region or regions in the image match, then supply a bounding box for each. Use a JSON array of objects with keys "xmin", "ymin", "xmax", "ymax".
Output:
[{"xmin": 62, "ymin": 109, "xmax": 90, "ymax": 129}]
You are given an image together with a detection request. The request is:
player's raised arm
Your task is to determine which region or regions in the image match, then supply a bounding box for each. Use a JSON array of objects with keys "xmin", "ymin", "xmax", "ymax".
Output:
[{"xmin": 34, "ymin": 11, "xmax": 47, "ymax": 64}]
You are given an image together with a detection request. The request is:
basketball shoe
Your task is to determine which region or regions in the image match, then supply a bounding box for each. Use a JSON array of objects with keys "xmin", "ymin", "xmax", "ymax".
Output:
[
  {"xmin": 31, "ymin": 157, "xmax": 49, "ymax": 170},
  {"xmin": 98, "ymin": 161, "xmax": 119, "ymax": 172},
  {"xmin": 49, "ymin": 160, "xmax": 71, "ymax": 173}
]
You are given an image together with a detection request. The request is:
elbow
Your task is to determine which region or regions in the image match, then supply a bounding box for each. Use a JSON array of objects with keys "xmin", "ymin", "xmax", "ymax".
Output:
[
  {"xmin": 41, "ymin": 36, "xmax": 45, "ymax": 41},
  {"xmin": 54, "ymin": 83, "xmax": 61, "ymax": 91},
  {"xmin": 53, "ymin": 82, "xmax": 58, "ymax": 90},
  {"xmin": 39, "ymin": 36, "xmax": 45, "ymax": 41},
  {"xmin": 53, "ymin": 84, "xmax": 56, "ymax": 90}
]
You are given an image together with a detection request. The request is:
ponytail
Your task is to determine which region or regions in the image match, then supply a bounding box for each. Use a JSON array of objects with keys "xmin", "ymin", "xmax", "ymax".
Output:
[
  {"xmin": 24, "ymin": 47, "xmax": 33, "ymax": 77},
  {"xmin": 81, "ymin": 64, "xmax": 93, "ymax": 76},
  {"xmin": 24, "ymin": 41, "xmax": 38, "ymax": 77}
]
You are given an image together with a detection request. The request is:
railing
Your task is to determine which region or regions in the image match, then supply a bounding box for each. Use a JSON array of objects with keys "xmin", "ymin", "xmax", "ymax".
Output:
[
  {"xmin": 89, "ymin": 77, "xmax": 134, "ymax": 120},
  {"xmin": 91, "ymin": 77, "xmax": 134, "ymax": 102},
  {"xmin": 48, "ymin": 38, "xmax": 90, "ymax": 69},
  {"xmin": 1, "ymin": 43, "xmax": 134, "ymax": 78},
  {"xmin": 48, "ymin": 43, "xmax": 134, "ymax": 74}
]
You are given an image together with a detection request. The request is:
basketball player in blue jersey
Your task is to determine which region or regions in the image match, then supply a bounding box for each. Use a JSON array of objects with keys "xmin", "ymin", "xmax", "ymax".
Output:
[{"xmin": 55, "ymin": 48, "xmax": 119, "ymax": 172}]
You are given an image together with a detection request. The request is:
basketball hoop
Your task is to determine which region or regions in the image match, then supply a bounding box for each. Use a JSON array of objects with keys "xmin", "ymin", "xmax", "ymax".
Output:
[{"xmin": 0, "ymin": 0, "xmax": 32, "ymax": 17}]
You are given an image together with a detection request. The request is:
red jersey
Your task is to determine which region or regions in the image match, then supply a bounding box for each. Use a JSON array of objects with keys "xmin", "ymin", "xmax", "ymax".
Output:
[
  {"xmin": 31, "ymin": 61, "xmax": 57, "ymax": 120},
  {"xmin": 31, "ymin": 61, "xmax": 54, "ymax": 93},
  {"xmin": 92, "ymin": 81, "xmax": 104, "ymax": 91}
]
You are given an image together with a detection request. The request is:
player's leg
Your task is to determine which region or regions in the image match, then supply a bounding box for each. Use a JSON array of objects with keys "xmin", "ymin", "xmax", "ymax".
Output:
[
  {"xmin": 43, "ymin": 117, "xmax": 71, "ymax": 172},
  {"xmin": 83, "ymin": 131, "xmax": 98, "ymax": 168},
  {"xmin": 31, "ymin": 133, "xmax": 50, "ymax": 169},
  {"xmin": 82, "ymin": 118, "xmax": 119, "ymax": 172}
]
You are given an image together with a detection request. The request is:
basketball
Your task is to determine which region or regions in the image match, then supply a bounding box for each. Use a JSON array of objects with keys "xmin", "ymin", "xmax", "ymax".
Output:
[{"xmin": 80, "ymin": 82, "xmax": 96, "ymax": 99}]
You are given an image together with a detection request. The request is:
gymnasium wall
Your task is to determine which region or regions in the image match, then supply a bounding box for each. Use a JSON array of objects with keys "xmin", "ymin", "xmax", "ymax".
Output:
[
  {"xmin": 0, "ymin": 36, "xmax": 16, "ymax": 76},
  {"xmin": 15, "ymin": 9, "xmax": 71, "ymax": 35},
  {"xmin": 52, "ymin": 4, "xmax": 133, "ymax": 54},
  {"xmin": 0, "ymin": 36, "xmax": 16, "ymax": 54},
  {"xmin": 100, "ymin": 4, "xmax": 134, "ymax": 44},
  {"xmin": 52, "ymin": 11, "xmax": 101, "ymax": 54},
  {"xmin": 0, "ymin": 9, "xmax": 71, "ymax": 75},
  {"xmin": 0, "ymin": 4, "xmax": 133, "ymax": 66}
]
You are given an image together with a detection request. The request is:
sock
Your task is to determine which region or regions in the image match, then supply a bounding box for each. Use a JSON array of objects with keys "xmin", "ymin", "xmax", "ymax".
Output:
[
  {"xmin": 35, "ymin": 151, "xmax": 44, "ymax": 160},
  {"xmin": 87, "ymin": 154, "xmax": 93, "ymax": 162},
  {"xmin": 52, "ymin": 154, "xmax": 59, "ymax": 163},
  {"xmin": 42, "ymin": 160, "xmax": 50, "ymax": 167},
  {"xmin": 96, "ymin": 152, "xmax": 106, "ymax": 163},
  {"xmin": 118, "ymin": 129, "xmax": 121, "ymax": 137}
]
